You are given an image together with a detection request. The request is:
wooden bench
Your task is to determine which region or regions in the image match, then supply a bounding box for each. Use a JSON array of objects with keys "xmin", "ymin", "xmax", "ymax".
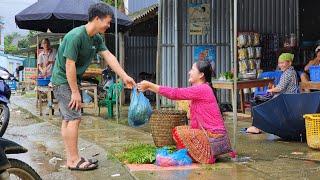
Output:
[{"xmin": 37, "ymin": 83, "xmax": 98, "ymax": 119}]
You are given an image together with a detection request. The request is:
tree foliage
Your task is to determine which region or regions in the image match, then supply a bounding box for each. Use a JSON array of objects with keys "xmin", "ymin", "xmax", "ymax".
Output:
[{"xmin": 4, "ymin": 31, "xmax": 36, "ymax": 55}]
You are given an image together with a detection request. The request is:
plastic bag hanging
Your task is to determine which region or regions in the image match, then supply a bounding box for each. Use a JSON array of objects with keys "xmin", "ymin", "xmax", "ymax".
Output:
[{"xmin": 128, "ymin": 88, "xmax": 153, "ymax": 127}]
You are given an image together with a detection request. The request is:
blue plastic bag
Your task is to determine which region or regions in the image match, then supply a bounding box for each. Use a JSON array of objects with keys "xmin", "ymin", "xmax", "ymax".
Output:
[
  {"xmin": 155, "ymin": 147, "xmax": 192, "ymax": 167},
  {"xmin": 82, "ymin": 90, "xmax": 92, "ymax": 103},
  {"xmin": 128, "ymin": 88, "xmax": 153, "ymax": 127}
]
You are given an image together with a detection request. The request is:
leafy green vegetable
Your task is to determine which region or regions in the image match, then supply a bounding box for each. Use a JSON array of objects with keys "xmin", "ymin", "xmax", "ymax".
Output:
[{"xmin": 115, "ymin": 144, "xmax": 176, "ymax": 164}]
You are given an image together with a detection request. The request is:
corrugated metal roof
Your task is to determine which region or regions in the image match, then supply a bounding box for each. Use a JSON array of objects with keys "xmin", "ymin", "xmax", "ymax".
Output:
[{"xmin": 129, "ymin": 3, "xmax": 158, "ymax": 22}]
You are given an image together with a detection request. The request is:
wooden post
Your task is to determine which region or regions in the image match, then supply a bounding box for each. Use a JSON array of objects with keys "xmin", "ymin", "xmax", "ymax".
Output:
[
  {"xmin": 36, "ymin": 35, "xmax": 39, "ymax": 108},
  {"xmin": 119, "ymin": 32, "xmax": 125, "ymax": 106},
  {"xmin": 115, "ymin": 0, "xmax": 119, "ymax": 123},
  {"xmin": 156, "ymin": 0, "xmax": 162, "ymax": 110}
]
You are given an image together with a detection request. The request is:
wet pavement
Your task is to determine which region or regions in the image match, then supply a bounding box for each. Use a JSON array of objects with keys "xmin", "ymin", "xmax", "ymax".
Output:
[
  {"xmin": 6, "ymin": 94, "xmax": 320, "ymax": 179},
  {"xmin": 4, "ymin": 103, "xmax": 134, "ymax": 180}
]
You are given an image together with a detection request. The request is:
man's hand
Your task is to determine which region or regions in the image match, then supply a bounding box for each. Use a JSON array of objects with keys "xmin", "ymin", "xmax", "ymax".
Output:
[
  {"xmin": 68, "ymin": 91, "xmax": 82, "ymax": 111},
  {"xmin": 123, "ymin": 75, "xmax": 136, "ymax": 89}
]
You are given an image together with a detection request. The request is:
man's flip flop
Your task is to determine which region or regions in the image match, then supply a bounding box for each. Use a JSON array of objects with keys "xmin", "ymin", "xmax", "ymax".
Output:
[
  {"xmin": 87, "ymin": 158, "xmax": 98, "ymax": 164},
  {"xmin": 68, "ymin": 157, "xmax": 98, "ymax": 171}
]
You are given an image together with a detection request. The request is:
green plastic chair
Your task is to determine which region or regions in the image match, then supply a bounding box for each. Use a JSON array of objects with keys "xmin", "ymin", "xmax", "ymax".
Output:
[{"xmin": 98, "ymin": 81, "xmax": 123, "ymax": 118}]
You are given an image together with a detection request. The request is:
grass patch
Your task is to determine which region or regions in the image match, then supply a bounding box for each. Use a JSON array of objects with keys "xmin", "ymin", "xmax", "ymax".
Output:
[{"xmin": 114, "ymin": 143, "xmax": 176, "ymax": 164}]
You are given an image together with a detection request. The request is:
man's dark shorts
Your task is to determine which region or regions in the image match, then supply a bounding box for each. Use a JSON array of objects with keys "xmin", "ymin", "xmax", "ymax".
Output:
[{"xmin": 53, "ymin": 84, "xmax": 81, "ymax": 121}]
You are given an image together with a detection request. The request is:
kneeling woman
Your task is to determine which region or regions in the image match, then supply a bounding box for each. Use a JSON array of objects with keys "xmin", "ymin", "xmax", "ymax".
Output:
[{"xmin": 137, "ymin": 61, "xmax": 233, "ymax": 164}]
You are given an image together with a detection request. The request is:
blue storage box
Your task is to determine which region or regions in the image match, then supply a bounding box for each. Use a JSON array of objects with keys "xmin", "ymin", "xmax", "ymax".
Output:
[
  {"xmin": 37, "ymin": 78, "xmax": 50, "ymax": 86},
  {"xmin": 309, "ymin": 66, "xmax": 320, "ymax": 82}
]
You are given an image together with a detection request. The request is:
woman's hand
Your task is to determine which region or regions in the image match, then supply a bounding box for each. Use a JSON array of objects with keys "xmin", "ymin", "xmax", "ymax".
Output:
[{"xmin": 137, "ymin": 80, "xmax": 151, "ymax": 92}]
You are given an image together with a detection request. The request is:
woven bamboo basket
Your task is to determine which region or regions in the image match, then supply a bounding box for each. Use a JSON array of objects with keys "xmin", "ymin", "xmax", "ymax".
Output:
[{"xmin": 150, "ymin": 109, "xmax": 187, "ymax": 147}]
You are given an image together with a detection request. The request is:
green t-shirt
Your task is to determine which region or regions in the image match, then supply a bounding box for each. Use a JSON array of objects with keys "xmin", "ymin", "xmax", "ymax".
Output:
[{"xmin": 51, "ymin": 25, "xmax": 107, "ymax": 85}]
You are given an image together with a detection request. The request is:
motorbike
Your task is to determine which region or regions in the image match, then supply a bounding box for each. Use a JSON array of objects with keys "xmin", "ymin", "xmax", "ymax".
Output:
[
  {"xmin": 0, "ymin": 65, "xmax": 24, "ymax": 137},
  {"xmin": 0, "ymin": 137, "xmax": 41, "ymax": 180}
]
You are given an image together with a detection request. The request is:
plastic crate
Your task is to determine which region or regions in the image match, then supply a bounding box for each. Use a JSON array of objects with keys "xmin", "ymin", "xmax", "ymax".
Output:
[
  {"xmin": 303, "ymin": 114, "xmax": 320, "ymax": 149},
  {"xmin": 37, "ymin": 78, "xmax": 50, "ymax": 86},
  {"xmin": 309, "ymin": 66, "xmax": 320, "ymax": 82}
]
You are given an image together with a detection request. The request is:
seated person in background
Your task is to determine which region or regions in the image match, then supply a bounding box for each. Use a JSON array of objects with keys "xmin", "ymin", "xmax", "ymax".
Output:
[
  {"xmin": 247, "ymin": 53, "xmax": 299, "ymax": 134},
  {"xmin": 300, "ymin": 46, "xmax": 320, "ymax": 92},
  {"xmin": 38, "ymin": 38, "xmax": 56, "ymax": 78},
  {"xmin": 266, "ymin": 53, "xmax": 299, "ymax": 95}
]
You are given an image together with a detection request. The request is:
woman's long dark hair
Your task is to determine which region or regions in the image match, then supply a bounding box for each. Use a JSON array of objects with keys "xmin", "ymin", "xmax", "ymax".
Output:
[{"xmin": 195, "ymin": 61, "xmax": 217, "ymax": 99}]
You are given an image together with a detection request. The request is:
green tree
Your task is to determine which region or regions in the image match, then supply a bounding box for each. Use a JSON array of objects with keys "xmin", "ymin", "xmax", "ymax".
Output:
[
  {"xmin": 17, "ymin": 38, "xmax": 29, "ymax": 49},
  {"xmin": 17, "ymin": 30, "xmax": 36, "ymax": 49},
  {"xmin": 4, "ymin": 32, "xmax": 19, "ymax": 54},
  {"xmin": 5, "ymin": 31, "xmax": 36, "ymax": 55},
  {"xmin": 103, "ymin": 0, "xmax": 124, "ymax": 12}
]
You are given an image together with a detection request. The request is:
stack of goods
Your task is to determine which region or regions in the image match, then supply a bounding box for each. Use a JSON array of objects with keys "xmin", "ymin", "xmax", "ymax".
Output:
[{"xmin": 237, "ymin": 32, "xmax": 262, "ymax": 79}]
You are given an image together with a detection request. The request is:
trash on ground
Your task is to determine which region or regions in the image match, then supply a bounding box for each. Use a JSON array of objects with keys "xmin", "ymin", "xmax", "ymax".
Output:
[
  {"xmin": 291, "ymin": 152, "xmax": 304, "ymax": 155},
  {"xmin": 111, "ymin": 174, "xmax": 120, "ymax": 177},
  {"xmin": 49, "ymin": 157, "xmax": 63, "ymax": 166}
]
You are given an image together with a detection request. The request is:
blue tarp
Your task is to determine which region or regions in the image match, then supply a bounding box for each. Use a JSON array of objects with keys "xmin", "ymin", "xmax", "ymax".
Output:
[{"xmin": 252, "ymin": 92, "xmax": 320, "ymax": 141}]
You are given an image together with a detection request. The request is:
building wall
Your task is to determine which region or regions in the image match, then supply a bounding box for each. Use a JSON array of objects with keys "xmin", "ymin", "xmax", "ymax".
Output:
[
  {"xmin": 124, "ymin": 0, "xmax": 158, "ymax": 14},
  {"xmin": 124, "ymin": 36, "xmax": 157, "ymax": 81},
  {"xmin": 238, "ymin": 0, "xmax": 298, "ymax": 35},
  {"xmin": 160, "ymin": 0, "xmax": 298, "ymax": 104},
  {"xmin": 0, "ymin": 54, "xmax": 24, "ymax": 80}
]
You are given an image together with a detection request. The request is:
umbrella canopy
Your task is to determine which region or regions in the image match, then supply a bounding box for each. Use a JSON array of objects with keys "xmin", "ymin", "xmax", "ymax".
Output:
[
  {"xmin": 15, "ymin": 0, "xmax": 132, "ymax": 33},
  {"xmin": 252, "ymin": 92, "xmax": 320, "ymax": 141}
]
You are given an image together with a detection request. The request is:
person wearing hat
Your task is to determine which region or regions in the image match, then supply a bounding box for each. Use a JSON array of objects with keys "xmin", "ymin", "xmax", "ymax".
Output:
[
  {"xmin": 246, "ymin": 53, "xmax": 299, "ymax": 134},
  {"xmin": 266, "ymin": 53, "xmax": 299, "ymax": 95},
  {"xmin": 300, "ymin": 46, "xmax": 320, "ymax": 92}
]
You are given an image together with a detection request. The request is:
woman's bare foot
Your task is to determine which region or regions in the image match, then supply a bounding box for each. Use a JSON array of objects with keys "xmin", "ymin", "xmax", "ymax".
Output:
[{"xmin": 246, "ymin": 126, "xmax": 261, "ymax": 134}]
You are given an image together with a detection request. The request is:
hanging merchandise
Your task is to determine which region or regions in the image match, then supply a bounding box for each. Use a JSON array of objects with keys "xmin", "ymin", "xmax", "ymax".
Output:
[
  {"xmin": 238, "ymin": 48, "xmax": 248, "ymax": 60},
  {"xmin": 237, "ymin": 32, "xmax": 262, "ymax": 79},
  {"xmin": 256, "ymin": 47, "xmax": 262, "ymax": 58},
  {"xmin": 253, "ymin": 33, "xmax": 260, "ymax": 46},
  {"xmin": 237, "ymin": 34, "xmax": 247, "ymax": 47},
  {"xmin": 247, "ymin": 47, "xmax": 255, "ymax": 59},
  {"xmin": 256, "ymin": 59, "xmax": 261, "ymax": 70},
  {"xmin": 247, "ymin": 33, "xmax": 254, "ymax": 46},
  {"xmin": 239, "ymin": 60, "xmax": 248, "ymax": 74},
  {"xmin": 248, "ymin": 59, "xmax": 256, "ymax": 71}
]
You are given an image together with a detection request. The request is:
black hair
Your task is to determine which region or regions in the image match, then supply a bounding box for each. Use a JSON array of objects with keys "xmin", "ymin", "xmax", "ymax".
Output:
[
  {"xmin": 88, "ymin": 3, "xmax": 114, "ymax": 22},
  {"xmin": 195, "ymin": 60, "xmax": 217, "ymax": 98}
]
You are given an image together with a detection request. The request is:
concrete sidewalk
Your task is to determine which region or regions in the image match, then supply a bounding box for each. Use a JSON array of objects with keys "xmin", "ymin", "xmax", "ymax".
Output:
[{"xmin": 10, "ymin": 94, "xmax": 320, "ymax": 180}]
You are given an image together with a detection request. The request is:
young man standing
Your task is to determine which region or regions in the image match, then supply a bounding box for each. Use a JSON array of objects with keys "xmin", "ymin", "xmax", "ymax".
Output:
[{"xmin": 51, "ymin": 3, "xmax": 135, "ymax": 171}]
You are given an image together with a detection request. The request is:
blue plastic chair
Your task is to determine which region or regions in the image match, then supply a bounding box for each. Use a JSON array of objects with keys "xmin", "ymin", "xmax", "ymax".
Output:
[{"xmin": 254, "ymin": 71, "xmax": 282, "ymax": 96}]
